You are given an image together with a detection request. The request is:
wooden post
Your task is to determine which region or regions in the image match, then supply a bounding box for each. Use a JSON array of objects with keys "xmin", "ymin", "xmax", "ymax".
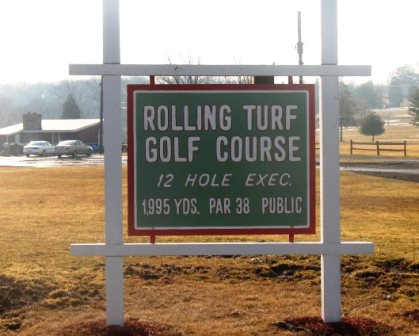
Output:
[
  {"xmin": 376, "ymin": 141, "xmax": 380, "ymax": 156},
  {"xmin": 320, "ymin": 0, "xmax": 341, "ymax": 323},
  {"xmin": 103, "ymin": 0, "xmax": 124, "ymax": 326},
  {"xmin": 404, "ymin": 140, "xmax": 407, "ymax": 157},
  {"xmin": 350, "ymin": 140, "xmax": 353, "ymax": 155},
  {"xmin": 69, "ymin": 0, "xmax": 373, "ymax": 327}
]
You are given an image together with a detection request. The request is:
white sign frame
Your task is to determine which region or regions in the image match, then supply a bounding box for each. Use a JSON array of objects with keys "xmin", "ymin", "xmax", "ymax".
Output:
[{"xmin": 70, "ymin": 0, "xmax": 373, "ymax": 326}]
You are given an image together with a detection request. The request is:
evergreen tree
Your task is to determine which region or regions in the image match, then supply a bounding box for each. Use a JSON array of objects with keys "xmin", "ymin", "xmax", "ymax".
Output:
[
  {"xmin": 62, "ymin": 94, "xmax": 81, "ymax": 119},
  {"xmin": 408, "ymin": 87, "xmax": 419, "ymax": 126},
  {"xmin": 359, "ymin": 112, "xmax": 385, "ymax": 141}
]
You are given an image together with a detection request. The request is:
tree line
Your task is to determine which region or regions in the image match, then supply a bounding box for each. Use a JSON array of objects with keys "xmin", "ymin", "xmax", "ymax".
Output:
[
  {"xmin": 339, "ymin": 65, "xmax": 419, "ymax": 128},
  {"xmin": 0, "ymin": 65, "xmax": 418, "ymax": 133},
  {"xmin": 338, "ymin": 65, "xmax": 419, "ymax": 141}
]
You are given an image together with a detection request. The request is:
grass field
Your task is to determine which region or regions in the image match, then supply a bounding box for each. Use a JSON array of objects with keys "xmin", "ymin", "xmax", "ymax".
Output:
[
  {"xmin": 318, "ymin": 123, "xmax": 419, "ymax": 158},
  {"xmin": 0, "ymin": 166, "xmax": 418, "ymax": 335},
  {"xmin": 342, "ymin": 125, "xmax": 419, "ymax": 144}
]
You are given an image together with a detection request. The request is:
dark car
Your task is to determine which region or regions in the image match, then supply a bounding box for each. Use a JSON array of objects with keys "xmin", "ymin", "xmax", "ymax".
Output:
[{"xmin": 55, "ymin": 140, "xmax": 93, "ymax": 158}]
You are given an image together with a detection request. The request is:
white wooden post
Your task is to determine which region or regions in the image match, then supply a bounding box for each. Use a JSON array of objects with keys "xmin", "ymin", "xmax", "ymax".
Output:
[
  {"xmin": 70, "ymin": 0, "xmax": 373, "ymax": 327},
  {"xmin": 103, "ymin": 0, "xmax": 124, "ymax": 326},
  {"xmin": 320, "ymin": 0, "xmax": 341, "ymax": 322}
]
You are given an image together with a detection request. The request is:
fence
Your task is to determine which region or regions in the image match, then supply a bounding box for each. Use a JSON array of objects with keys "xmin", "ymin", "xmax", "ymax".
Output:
[{"xmin": 350, "ymin": 140, "xmax": 407, "ymax": 156}]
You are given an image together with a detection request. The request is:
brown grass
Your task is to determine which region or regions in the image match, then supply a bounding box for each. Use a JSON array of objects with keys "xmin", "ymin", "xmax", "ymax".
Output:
[
  {"xmin": 341, "ymin": 124, "xmax": 419, "ymax": 143},
  {"xmin": 316, "ymin": 124, "xmax": 419, "ymax": 158},
  {"xmin": 340, "ymin": 173, "xmax": 418, "ymax": 258},
  {"xmin": 0, "ymin": 166, "xmax": 418, "ymax": 335}
]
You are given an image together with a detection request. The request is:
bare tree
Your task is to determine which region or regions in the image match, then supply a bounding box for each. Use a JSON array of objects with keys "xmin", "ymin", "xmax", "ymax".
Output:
[
  {"xmin": 223, "ymin": 75, "xmax": 254, "ymax": 84},
  {"xmin": 155, "ymin": 56, "xmax": 258, "ymax": 85},
  {"xmin": 52, "ymin": 80, "xmax": 84, "ymax": 103},
  {"xmin": 408, "ymin": 87, "xmax": 419, "ymax": 126},
  {"xmin": 52, "ymin": 79, "xmax": 102, "ymax": 118},
  {"xmin": 339, "ymin": 82, "xmax": 359, "ymax": 141},
  {"xmin": 157, "ymin": 55, "xmax": 211, "ymax": 85},
  {"xmin": 78, "ymin": 78, "xmax": 101, "ymax": 118},
  {"xmin": 0, "ymin": 96, "xmax": 12, "ymax": 127}
]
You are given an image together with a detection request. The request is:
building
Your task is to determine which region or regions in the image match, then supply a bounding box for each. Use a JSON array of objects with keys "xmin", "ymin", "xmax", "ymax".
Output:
[{"xmin": 0, "ymin": 113, "xmax": 100, "ymax": 146}]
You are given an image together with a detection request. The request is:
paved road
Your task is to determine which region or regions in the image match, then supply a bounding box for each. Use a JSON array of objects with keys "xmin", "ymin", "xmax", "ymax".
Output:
[
  {"xmin": 340, "ymin": 159, "xmax": 419, "ymax": 183},
  {"xmin": 341, "ymin": 165, "xmax": 419, "ymax": 176},
  {"xmin": 0, "ymin": 155, "xmax": 127, "ymax": 167}
]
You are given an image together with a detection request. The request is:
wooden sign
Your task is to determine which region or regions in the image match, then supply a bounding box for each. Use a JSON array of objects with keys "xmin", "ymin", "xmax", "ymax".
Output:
[{"xmin": 127, "ymin": 84, "xmax": 315, "ymax": 236}]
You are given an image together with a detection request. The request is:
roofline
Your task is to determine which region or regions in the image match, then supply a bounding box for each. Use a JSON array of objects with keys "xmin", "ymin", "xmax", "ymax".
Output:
[
  {"xmin": 0, "ymin": 123, "xmax": 23, "ymax": 136},
  {"xmin": 0, "ymin": 119, "xmax": 100, "ymax": 135},
  {"xmin": 0, "ymin": 131, "xmax": 21, "ymax": 136},
  {"xmin": 28, "ymin": 121, "xmax": 100, "ymax": 133}
]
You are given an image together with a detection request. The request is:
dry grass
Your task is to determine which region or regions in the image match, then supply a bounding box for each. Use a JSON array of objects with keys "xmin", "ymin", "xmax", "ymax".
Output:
[
  {"xmin": 0, "ymin": 166, "xmax": 418, "ymax": 335},
  {"xmin": 341, "ymin": 124, "xmax": 419, "ymax": 143},
  {"xmin": 340, "ymin": 172, "xmax": 418, "ymax": 259},
  {"xmin": 316, "ymin": 124, "xmax": 419, "ymax": 158},
  {"xmin": 342, "ymin": 124, "xmax": 419, "ymax": 158}
]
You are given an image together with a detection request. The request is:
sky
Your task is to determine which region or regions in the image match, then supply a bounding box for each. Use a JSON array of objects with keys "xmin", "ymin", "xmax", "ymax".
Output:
[{"xmin": 0, "ymin": 0, "xmax": 418, "ymax": 85}]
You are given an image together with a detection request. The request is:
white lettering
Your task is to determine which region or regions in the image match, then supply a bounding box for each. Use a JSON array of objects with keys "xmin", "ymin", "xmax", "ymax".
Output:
[
  {"xmin": 145, "ymin": 136, "xmax": 200, "ymax": 163},
  {"xmin": 184, "ymin": 173, "xmax": 232, "ymax": 187},
  {"xmin": 271, "ymin": 105, "xmax": 283, "ymax": 130},
  {"xmin": 145, "ymin": 137, "xmax": 157, "ymax": 162},
  {"xmin": 216, "ymin": 136, "xmax": 228, "ymax": 162},
  {"xmin": 209, "ymin": 198, "xmax": 231, "ymax": 214},
  {"xmin": 286, "ymin": 105, "xmax": 298, "ymax": 130},
  {"xmin": 219, "ymin": 105, "xmax": 231, "ymax": 131},
  {"xmin": 245, "ymin": 173, "xmax": 291, "ymax": 187},
  {"xmin": 188, "ymin": 137, "xmax": 200, "ymax": 162},
  {"xmin": 243, "ymin": 105, "xmax": 256, "ymax": 130},
  {"xmin": 289, "ymin": 136, "xmax": 301, "ymax": 162},
  {"xmin": 215, "ymin": 136, "xmax": 302, "ymax": 163},
  {"xmin": 157, "ymin": 105, "xmax": 169, "ymax": 130},
  {"xmin": 261, "ymin": 197, "xmax": 303, "ymax": 214},
  {"xmin": 144, "ymin": 106, "xmax": 155, "ymax": 130}
]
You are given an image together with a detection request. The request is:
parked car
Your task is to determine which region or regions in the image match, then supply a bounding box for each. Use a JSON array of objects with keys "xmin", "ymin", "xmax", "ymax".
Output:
[
  {"xmin": 55, "ymin": 140, "xmax": 93, "ymax": 158},
  {"xmin": 23, "ymin": 141, "xmax": 55, "ymax": 157}
]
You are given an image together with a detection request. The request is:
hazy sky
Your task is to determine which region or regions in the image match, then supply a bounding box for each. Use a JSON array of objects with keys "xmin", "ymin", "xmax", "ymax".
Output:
[{"xmin": 0, "ymin": 0, "xmax": 418, "ymax": 84}]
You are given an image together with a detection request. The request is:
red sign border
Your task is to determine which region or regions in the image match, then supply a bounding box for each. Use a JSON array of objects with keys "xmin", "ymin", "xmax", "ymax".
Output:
[{"xmin": 127, "ymin": 84, "xmax": 316, "ymax": 236}]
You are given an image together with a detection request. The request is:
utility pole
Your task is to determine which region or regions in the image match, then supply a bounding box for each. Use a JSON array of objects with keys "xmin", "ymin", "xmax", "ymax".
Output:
[{"xmin": 297, "ymin": 11, "xmax": 304, "ymax": 84}]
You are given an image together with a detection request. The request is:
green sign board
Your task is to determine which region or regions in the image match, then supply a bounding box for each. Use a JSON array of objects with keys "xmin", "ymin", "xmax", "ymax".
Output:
[{"xmin": 128, "ymin": 84, "xmax": 315, "ymax": 236}]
